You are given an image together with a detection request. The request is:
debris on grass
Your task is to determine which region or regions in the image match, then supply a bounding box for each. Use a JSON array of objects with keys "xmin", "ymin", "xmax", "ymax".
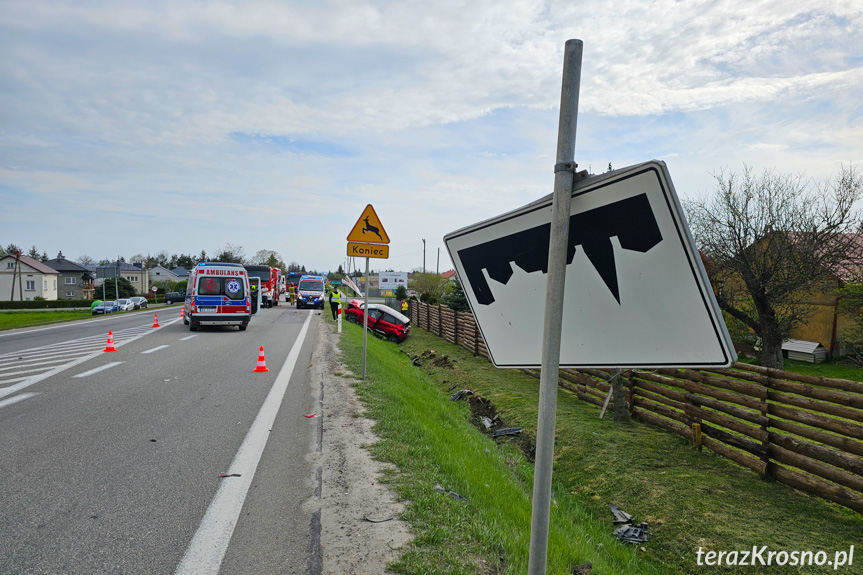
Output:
[
  {"xmin": 434, "ymin": 483, "xmax": 468, "ymax": 502},
  {"xmin": 609, "ymin": 504, "xmax": 649, "ymax": 544},
  {"xmin": 451, "ymin": 389, "xmax": 473, "ymax": 401},
  {"xmin": 493, "ymin": 427, "xmax": 524, "ymax": 437}
]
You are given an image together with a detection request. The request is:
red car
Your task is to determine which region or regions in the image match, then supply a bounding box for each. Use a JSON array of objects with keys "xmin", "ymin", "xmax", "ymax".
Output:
[{"xmin": 344, "ymin": 300, "xmax": 411, "ymax": 343}]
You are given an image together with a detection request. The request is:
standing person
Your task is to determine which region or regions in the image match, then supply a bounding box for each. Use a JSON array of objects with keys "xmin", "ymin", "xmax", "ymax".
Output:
[
  {"xmin": 401, "ymin": 299, "xmax": 408, "ymax": 314},
  {"xmin": 330, "ymin": 287, "xmax": 341, "ymax": 321}
]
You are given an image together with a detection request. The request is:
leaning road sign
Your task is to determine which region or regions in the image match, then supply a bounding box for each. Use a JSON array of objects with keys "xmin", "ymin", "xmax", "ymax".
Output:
[
  {"xmin": 347, "ymin": 204, "xmax": 390, "ymax": 244},
  {"xmin": 444, "ymin": 160, "xmax": 736, "ymax": 369}
]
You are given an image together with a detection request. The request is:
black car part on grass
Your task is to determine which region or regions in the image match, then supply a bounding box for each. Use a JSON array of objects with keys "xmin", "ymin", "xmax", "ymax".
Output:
[{"xmin": 609, "ymin": 504, "xmax": 649, "ymax": 544}]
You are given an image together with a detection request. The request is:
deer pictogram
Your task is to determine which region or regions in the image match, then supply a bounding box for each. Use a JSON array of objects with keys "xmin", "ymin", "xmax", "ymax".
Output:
[{"xmin": 362, "ymin": 216, "xmax": 384, "ymax": 241}]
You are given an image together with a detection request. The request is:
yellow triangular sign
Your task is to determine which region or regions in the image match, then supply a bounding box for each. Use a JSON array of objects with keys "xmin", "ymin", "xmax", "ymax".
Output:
[{"xmin": 347, "ymin": 204, "xmax": 390, "ymax": 244}]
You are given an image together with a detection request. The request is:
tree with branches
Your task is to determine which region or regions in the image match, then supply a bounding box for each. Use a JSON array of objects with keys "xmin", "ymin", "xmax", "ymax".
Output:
[{"xmin": 685, "ymin": 165, "xmax": 863, "ymax": 368}]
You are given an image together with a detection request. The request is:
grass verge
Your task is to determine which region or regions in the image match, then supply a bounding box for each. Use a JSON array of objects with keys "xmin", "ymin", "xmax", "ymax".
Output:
[
  {"xmin": 0, "ymin": 309, "xmax": 93, "ymax": 330},
  {"xmin": 335, "ymin": 319, "xmax": 673, "ymax": 575},
  {"xmin": 333, "ymin": 317, "xmax": 863, "ymax": 574}
]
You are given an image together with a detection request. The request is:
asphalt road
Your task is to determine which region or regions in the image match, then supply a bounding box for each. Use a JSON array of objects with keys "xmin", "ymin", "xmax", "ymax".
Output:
[{"xmin": 0, "ymin": 304, "xmax": 324, "ymax": 574}]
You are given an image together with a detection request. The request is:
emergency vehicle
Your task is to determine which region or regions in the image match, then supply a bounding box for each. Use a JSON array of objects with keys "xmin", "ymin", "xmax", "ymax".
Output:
[
  {"xmin": 244, "ymin": 265, "xmax": 280, "ymax": 307},
  {"xmin": 296, "ymin": 275, "xmax": 326, "ymax": 309},
  {"xmin": 184, "ymin": 262, "xmax": 251, "ymax": 331}
]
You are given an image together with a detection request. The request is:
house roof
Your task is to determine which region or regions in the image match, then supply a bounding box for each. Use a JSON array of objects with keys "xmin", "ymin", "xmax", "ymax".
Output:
[
  {"xmin": 44, "ymin": 251, "xmax": 90, "ymax": 273},
  {"xmin": 97, "ymin": 260, "xmax": 144, "ymax": 272},
  {"xmin": 441, "ymin": 269, "xmax": 457, "ymax": 280},
  {"xmin": 0, "ymin": 254, "xmax": 59, "ymax": 275},
  {"xmin": 170, "ymin": 267, "xmax": 190, "ymax": 276}
]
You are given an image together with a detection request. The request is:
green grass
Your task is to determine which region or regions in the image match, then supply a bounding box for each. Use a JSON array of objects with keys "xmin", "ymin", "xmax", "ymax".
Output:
[
  {"xmin": 333, "ymin": 316, "xmax": 863, "ymax": 574},
  {"xmin": 0, "ymin": 309, "xmax": 94, "ymax": 330},
  {"xmin": 335, "ymin": 319, "xmax": 673, "ymax": 574},
  {"xmin": 780, "ymin": 358, "xmax": 863, "ymax": 381}
]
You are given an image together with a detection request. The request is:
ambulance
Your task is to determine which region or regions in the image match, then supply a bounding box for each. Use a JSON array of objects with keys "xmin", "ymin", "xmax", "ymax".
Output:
[{"xmin": 184, "ymin": 262, "xmax": 252, "ymax": 331}]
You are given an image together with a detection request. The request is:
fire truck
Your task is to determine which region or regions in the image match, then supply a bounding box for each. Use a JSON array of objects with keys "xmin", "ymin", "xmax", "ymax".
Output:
[{"xmin": 244, "ymin": 265, "xmax": 280, "ymax": 308}]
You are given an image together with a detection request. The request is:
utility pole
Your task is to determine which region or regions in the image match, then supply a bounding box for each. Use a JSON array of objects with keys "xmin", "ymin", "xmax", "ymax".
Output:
[
  {"xmin": 436, "ymin": 248, "xmax": 440, "ymax": 275},
  {"xmin": 422, "ymin": 239, "xmax": 426, "ymax": 273}
]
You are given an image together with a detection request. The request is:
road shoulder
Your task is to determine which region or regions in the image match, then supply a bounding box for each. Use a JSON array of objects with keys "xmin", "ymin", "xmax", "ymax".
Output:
[{"xmin": 307, "ymin": 317, "xmax": 413, "ymax": 573}]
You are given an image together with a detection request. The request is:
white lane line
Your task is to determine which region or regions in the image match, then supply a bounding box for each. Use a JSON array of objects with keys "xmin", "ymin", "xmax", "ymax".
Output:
[
  {"xmin": 180, "ymin": 335, "xmax": 198, "ymax": 341},
  {"xmin": 174, "ymin": 311, "xmax": 314, "ymax": 575},
  {"xmin": 142, "ymin": 345, "xmax": 170, "ymax": 354},
  {"xmin": 72, "ymin": 362, "xmax": 124, "ymax": 378},
  {"xmin": 0, "ymin": 393, "xmax": 40, "ymax": 409}
]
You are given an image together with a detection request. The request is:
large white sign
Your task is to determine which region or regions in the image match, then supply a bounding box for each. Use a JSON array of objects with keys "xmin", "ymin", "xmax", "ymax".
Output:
[
  {"xmin": 444, "ymin": 161, "xmax": 736, "ymax": 369},
  {"xmin": 378, "ymin": 271, "xmax": 408, "ymax": 288}
]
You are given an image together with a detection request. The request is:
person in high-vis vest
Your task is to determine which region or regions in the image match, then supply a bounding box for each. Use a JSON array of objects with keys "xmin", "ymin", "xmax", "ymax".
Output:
[
  {"xmin": 401, "ymin": 299, "xmax": 408, "ymax": 314},
  {"xmin": 329, "ymin": 287, "xmax": 342, "ymax": 321}
]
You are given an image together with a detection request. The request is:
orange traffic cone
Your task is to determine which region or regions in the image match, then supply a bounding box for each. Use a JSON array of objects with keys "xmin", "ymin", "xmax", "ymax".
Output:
[
  {"xmin": 180, "ymin": 307, "xmax": 184, "ymax": 319},
  {"xmin": 152, "ymin": 314, "xmax": 160, "ymax": 328},
  {"xmin": 104, "ymin": 331, "xmax": 118, "ymax": 352},
  {"xmin": 253, "ymin": 346, "xmax": 269, "ymax": 372}
]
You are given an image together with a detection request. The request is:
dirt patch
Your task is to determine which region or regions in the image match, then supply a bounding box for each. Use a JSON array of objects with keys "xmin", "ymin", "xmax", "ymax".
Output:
[
  {"xmin": 307, "ymin": 319, "xmax": 413, "ymax": 573},
  {"xmin": 461, "ymin": 394, "xmax": 535, "ymax": 462},
  {"xmin": 411, "ymin": 349, "xmax": 456, "ymax": 370}
]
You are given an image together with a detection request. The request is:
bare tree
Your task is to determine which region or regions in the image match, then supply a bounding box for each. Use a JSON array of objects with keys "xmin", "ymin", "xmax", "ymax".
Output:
[
  {"xmin": 76, "ymin": 255, "xmax": 96, "ymax": 266},
  {"xmin": 213, "ymin": 243, "xmax": 246, "ymax": 264},
  {"xmin": 685, "ymin": 165, "xmax": 863, "ymax": 368}
]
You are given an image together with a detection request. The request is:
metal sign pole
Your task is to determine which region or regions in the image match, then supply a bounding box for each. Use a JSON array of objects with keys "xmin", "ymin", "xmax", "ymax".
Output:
[
  {"xmin": 362, "ymin": 256, "xmax": 370, "ymax": 380},
  {"xmin": 528, "ymin": 39, "xmax": 583, "ymax": 575}
]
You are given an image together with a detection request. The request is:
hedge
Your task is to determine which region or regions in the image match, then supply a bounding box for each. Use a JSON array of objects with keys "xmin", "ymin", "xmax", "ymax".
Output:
[{"xmin": 0, "ymin": 299, "xmax": 94, "ymax": 310}]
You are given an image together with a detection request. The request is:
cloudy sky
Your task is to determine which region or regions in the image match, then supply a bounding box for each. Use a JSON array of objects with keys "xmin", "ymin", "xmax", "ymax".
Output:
[{"xmin": 2, "ymin": 0, "xmax": 861, "ymax": 274}]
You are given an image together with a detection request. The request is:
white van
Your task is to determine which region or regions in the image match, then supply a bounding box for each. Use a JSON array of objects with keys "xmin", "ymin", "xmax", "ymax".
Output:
[{"xmin": 184, "ymin": 262, "xmax": 252, "ymax": 331}]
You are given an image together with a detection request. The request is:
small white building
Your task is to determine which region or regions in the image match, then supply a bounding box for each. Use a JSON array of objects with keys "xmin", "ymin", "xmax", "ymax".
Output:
[
  {"xmin": 782, "ymin": 339, "xmax": 829, "ymax": 364},
  {"xmin": 0, "ymin": 254, "xmax": 59, "ymax": 301}
]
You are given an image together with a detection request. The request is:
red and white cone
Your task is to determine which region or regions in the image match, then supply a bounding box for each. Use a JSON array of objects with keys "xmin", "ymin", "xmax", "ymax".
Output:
[
  {"xmin": 180, "ymin": 307, "xmax": 184, "ymax": 319},
  {"xmin": 104, "ymin": 331, "xmax": 117, "ymax": 352},
  {"xmin": 253, "ymin": 346, "xmax": 269, "ymax": 372},
  {"xmin": 152, "ymin": 314, "xmax": 160, "ymax": 328}
]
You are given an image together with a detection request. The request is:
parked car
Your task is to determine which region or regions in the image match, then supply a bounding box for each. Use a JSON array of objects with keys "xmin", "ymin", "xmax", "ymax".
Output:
[
  {"xmin": 164, "ymin": 291, "xmax": 185, "ymax": 304},
  {"xmin": 116, "ymin": 299, "xmax": 135, "ymax": 312},
  {"xmin": 92, "ymin": 301, "xmax": 119, "ymax": 315},
  {"xmin": 129, "ymin": 296, "xmax": 148, "ymax": 309},
  {"xmin": 344, "ymin": 300, "xmax": 411, "ymax": 343}
]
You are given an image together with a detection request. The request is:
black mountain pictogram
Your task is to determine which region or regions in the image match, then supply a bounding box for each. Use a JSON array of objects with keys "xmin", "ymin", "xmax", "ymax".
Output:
[{"xmin": 457, "ymin": 194, "xmax": 662, "ymax": 305}]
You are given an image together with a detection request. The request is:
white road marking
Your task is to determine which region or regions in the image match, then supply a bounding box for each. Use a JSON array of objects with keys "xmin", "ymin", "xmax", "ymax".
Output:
[
  {"xmin": 180, "ymin": 335, "xmax": 198, "ymax": 341},
  {"xmin": 174, "ymin": 311, "xmax": 314, "ymax": 575},
  {"xmin": 72, "ymin": 362, "xmax": 124, "ymax": 378},
  {"xmin": 0, "ymin": 320, "xmax": 179, "ymax": 400},
  {"xmin": 142, "ymin": 345, "xmax": 170, "ymax": 354},
  {"xmin": 0, "ymin": 392, "xmax": 39, "ymax": 409}
]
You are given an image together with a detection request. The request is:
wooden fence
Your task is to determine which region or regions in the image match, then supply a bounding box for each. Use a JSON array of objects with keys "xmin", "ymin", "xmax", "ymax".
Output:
[{"xmin": 408, "ymin": 301, "xmax": 863, "ymax": 514}]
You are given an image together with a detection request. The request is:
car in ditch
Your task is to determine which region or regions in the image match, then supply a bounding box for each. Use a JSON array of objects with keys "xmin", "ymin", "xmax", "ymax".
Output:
[{"xmin": 344, "ymin": 300, "xmax": 411, "ymax": 343}]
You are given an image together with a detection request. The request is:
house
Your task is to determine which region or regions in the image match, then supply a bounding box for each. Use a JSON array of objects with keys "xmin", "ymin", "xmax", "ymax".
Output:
[
  {"xmin": 149, "ymin": 265, "xmax": 181, "ymax": 287},
  {"xmin": 0, "ymin": 254, "xmax": 59, "ymax": 301},
  {"xmin": 96, "ymin": 260, "xmax": 150, "ymax": 295},
  {"xmin": 710, "ymin": 233, "xmax": 862, "ymax": 357},
  {"xmin": 170, "ymin": 267, "xmax": 190, "ymax": 281},
  {"xmin": 43, "ymin": 251, "xmax": 96, "ymax": 300},
  {"xmin": 441, "ymin": 270, "xmax": 457, "ymax": 281}
]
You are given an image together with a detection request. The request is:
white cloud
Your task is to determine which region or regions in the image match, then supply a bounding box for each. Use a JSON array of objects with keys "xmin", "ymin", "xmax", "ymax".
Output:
[{"xmin": 1, "ymin": 0, "xmax": 861, "ymax": 270}]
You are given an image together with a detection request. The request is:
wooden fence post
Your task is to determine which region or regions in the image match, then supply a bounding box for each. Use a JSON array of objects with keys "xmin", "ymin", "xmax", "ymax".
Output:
[
  {"xmin": 761, "ymin": 371, "xmax": 772, "ymax": 477},
  {"xmin": 454, "ymin": 310, "xmax": 459, "ymax": 346}
]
